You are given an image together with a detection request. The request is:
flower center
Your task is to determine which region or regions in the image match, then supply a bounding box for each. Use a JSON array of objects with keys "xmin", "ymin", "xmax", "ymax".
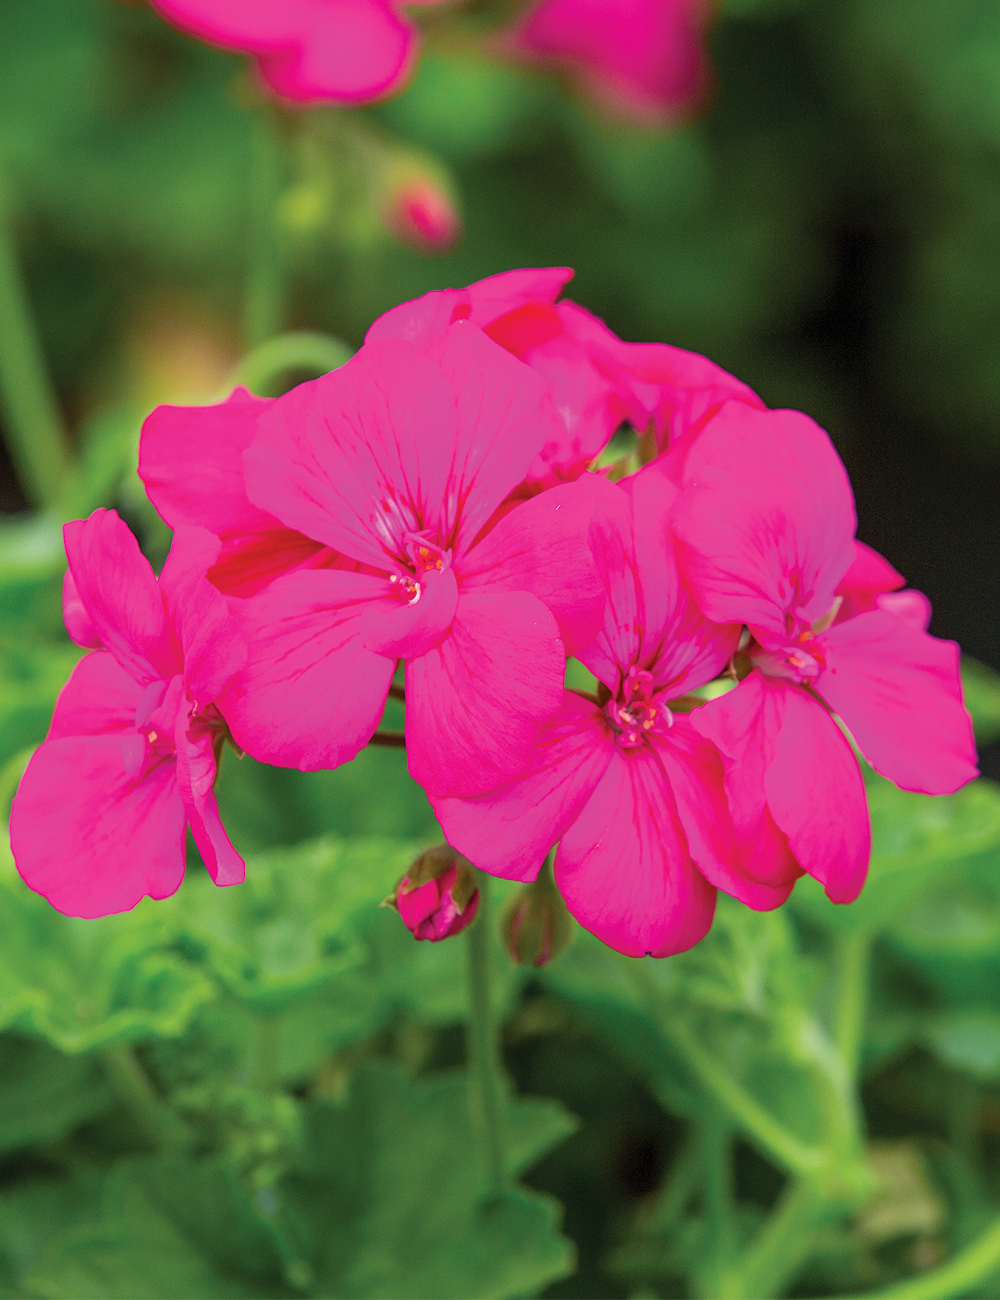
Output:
[
  {"xmin": 388, "ymin": 532, "xmax": 453, "ymax": 605},
  {"xmin": 749, "ymin": 598, "xmax": 841, "ymax": 683},
  {"xmin": 605, "ymin": 666, "xmax": 673, "ymax": 749}
]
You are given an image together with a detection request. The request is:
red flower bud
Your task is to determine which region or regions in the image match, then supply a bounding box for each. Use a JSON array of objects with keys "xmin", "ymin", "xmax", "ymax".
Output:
[{"xmin": 385, "ymin": 845, "xmax": 479, "ymax": 942}]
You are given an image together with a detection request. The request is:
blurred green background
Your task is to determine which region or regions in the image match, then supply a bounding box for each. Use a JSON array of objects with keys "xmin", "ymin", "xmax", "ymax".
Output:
[{"xmin": 4, "ymin": 1, "xmax": 1000, "ymax": 1297}]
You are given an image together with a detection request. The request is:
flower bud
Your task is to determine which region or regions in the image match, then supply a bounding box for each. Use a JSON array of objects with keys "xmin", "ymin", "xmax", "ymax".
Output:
[
  {"xmin": 382, "ymin": 170, "xmax": 462, "ymax": 255},
  {"xmin": 384, "ymin": 845, "xmax": 479, "ymax": 942},
  {"xmin": 502, "ymin": 866, "xmax": 573, "ymax": 967}
]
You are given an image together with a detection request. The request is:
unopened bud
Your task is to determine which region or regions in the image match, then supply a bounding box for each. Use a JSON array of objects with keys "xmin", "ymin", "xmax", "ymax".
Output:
[
  {"xmin": 384, "ymin": 845, "xmax": 479, "ymax": 942},
  {"xmin": 382, "ymin": 172, "xmax": 462, "ymax": 255},
  {"xmin": 502, "ymin": 865, "xmax": 573, "ymax": 967}
]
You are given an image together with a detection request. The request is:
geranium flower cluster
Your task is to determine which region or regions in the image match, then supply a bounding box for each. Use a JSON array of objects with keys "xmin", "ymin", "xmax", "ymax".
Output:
[{"xmin": 10, "ymin": 268, "xmax": 978, "ymax": 957}]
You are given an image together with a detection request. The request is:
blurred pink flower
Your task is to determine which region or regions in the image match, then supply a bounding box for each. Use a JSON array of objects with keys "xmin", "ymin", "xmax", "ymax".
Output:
[
  {"xmin": 433, "ymin": 466, "xmax": 751, "ymax": 959},
  {"xmin": 501, "ymin": 0, "xmax": 710, "ymax": 123},
  {"xmin": 149, "ymin": 0, "xmax": 441, "ymax": 105},
  {"xmin": 383, "ymin": 176, "xmax": 463, "ymax": 254},
  {"xmin": 671, "ymin": 402, "xmax": 978, "ymax": 904},
  {"xmin": 218, "ymin": 322, "xmax": 616, "ymax": 797},
  {"xmin": 10, "ymin": 510, "xmax": 246, "ymax": 917}
]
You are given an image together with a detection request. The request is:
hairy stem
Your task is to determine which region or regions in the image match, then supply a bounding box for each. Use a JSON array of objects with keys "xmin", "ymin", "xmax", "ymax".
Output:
[
  {"xmin": 0, "ymin": 186, "xmax": 71, "ymax": 507},
  {"xmin": 466, "ymin": 871, "xmax": 506, "ymax": 1198}
]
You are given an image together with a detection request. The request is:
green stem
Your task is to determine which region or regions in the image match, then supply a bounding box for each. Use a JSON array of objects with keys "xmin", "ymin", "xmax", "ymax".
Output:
[
  {"xmin": 659, "ymin": 1012, "xmax": 825, "ymax": 1179},
  {"xmin": 0, "ymin": 186, "xmax": 70, "ymax": 507},
  {"xmin": 244, "ymin": 110, "xmax": 285, "ymax": 350},
  {"xmin": 228, "ymin": 331, "xmax": 354, "ymax": 397},
  {"xmin": 695, "ymin": 1103, "xmax": 734, "ymax": 1298},
  {"xmin": 835, "ymin": 1210, "xmax": 1000, "ymax": 1300},
  {"xmin": 834, "ymin": 928, "xmax": 872, "ymax": 1078},
  {"xmin": 720, "ymin": 1179, "xmax": 826, "ymax": 1300},
  {"xmin": 99, "ymin": 1044, "xmax": 190, "ymax": 1151},
  {"xmin": 652, "ymin": 1127, "xmax": 702, "ymax": 1232},
  {"xmin": 466, "ymin": 871, "xmax": 506, "ymax": 1198}
]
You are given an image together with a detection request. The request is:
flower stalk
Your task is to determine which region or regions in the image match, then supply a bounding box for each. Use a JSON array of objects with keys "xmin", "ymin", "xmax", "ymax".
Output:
[{"xmin": 465, "ymin": 869, "xmax": 507, "ymax": 1199}]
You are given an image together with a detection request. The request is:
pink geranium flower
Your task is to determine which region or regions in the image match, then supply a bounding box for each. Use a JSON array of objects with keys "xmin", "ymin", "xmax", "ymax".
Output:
[
  {"xmin": 149, "ymin": 0, "xmax": 441, "ymax": 105},
  {"xmin": 10, "ymin": 510, "xmax": 246, "ymax": 918},
  {"xmin": 671, "ymin": 402, "xmax": 978, "ymax": 904},
  {"xmin": 368, "ymin": 266, "xmax": 758, "ymax": 493},
  {"xmin": 500, "ymin": 0, "xmax": 710, "ymax": 123},
  {"xmin": 218, "ymin": 321, "xmax": 613, "ymax": 798},
  {"xmin": 432, "ymin": 467, "xmax": 758, "ymax": 959}
]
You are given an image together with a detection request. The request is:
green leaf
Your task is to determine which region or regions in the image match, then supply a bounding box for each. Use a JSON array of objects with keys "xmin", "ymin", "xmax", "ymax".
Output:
[
  {"xmin": 282, "ymin": 1063, "xmax": 576, "ymax": 1299},
  {"xmin": 0, "ymin": 839, "xmax": 214, "ymax": 1053},
  {"xmin": 0, "ymin": 1034, "xmax": 110, "ymax": 1155},
  {"xmin": 925, "ymin": 1011, "xmax": 1000, "ymax": 1079},
  {"xmin": 26, "ymin": 1158, "xmax": 293, "ymax": 1300},
  {"xmin": 0, "ymin": 1180, "xmax": 95, "ymax": 1300}
]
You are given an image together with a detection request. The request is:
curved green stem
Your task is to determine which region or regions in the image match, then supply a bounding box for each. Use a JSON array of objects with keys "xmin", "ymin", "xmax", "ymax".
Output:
[
  {"xmin": 0, "ymin": 185, "xmax": 70, "ymax": 507},
  {"xmin": 836, "ymin": 1210, "xmax": 1000, "ymax": 1300},
  {"xmin": 466, "ymin": 871, "xmax": 506, "ymax": 1198},
  {"xmin": 229, "ymin": 330, "xmax": 354, "ymax": 397},
  {"xmin": 658, "ymin": 1012, "xmax": 825, "ymax": 1179},
  {"xmin": 720, "ymin": 1179, "xmax": 826, "ymax": 1300}
]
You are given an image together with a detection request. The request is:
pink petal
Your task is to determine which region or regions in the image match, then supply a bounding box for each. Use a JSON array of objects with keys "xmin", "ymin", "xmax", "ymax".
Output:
[
  {"xmin": 425, "ymin": 322, "xmax": 567, "ymax": 553},
  {"xmin": 508, "ymin": 0, "xmax": 707, "ymax": 121},
  {"xmin": 465, "ymin": 267, "xmax": 574, "ymax": 324},
  {"xmin": 10, "ymin": 736, "xmax": 187, "ymax": 917},
  {"xmin": 158, "ymin": 527, "xmax": 247, "ymax": 707},
  {"xmin": 149, "ymin": 0, "xmax": 303, "ymax": 50},
  {"xmin": 207, "ymin": 529, "xmax": 331, "ymax": 598},
  {"xmin": 689, "ymin": 676, "xmax": 802, "ymax": 905},
  {"xmin": 358, "ymin": 565, "xmax": 458, "ymax": 659},
  {"xmin": 62, "ymin": 569, "xmax": 101, "ymax": 649},
  {"xmin": 174, "ymin": 713, "xmax": 245, "ymax": 888},
  {"xmin": 580, "ymin": 471, "xmax": 738, "ymax": 697},
  {"xmin": 64, "ymin": 509, "xmax": 180, "ymax": 685},
  {"xmin": 219, "ymin": 569, "xmax": 394, "ymax": 770},
  {"xmin": 764, "ymin": 681, "xmax": 870, "ymax": 904},
  {"xmin": 818, "ymin": 610, "xmax": 978, "ymax": 795},
  {"xmin": 244, "ymin": 336, "xmax": 458, "ymax": 569},
  {"xmin": 876, "ymin": 589, "xmax": 932, "ymax": 631},
  {"xmin": 457, "ymin": 475, "xmax": 612, "ymax": 655},
  {"xmin": 405, "ymin": 589, "xmax": 566, "ymax": 798},
  {"xmin": 365, "ymin": 287, "xmax": 467, "ymax": 348},
  {"xmin": 260, "ymin": 0, "xmax": 417, "ymax": 104},
  {"xmin": 431, "ymin": 692, "xmax": 615, "ymax": 881},
  {"xmin": 555, "ymin": 746, "xmax": 717, "ymax": 957},
  {"xmin": 649, "ymin": 715, "xmax": 746, "ymax": 903},
  {"xmin": 139, "ymin": 388, "xmax": 277, "ymax": 538},
  {"xmin": 671, "ymin": 404, "xmax": 857, "ymax": 642},
  {"xmin": 48, "ymin": 651, "xmax": 144, "ymax": 741}
]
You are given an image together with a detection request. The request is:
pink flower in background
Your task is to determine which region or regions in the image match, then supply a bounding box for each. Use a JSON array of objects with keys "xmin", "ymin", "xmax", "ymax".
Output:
[
  {"xmin": 383, "ymin": 175, "xmax": 463, "ymax": 255},
  {"xmin": 671, "ymin": 402, "xmax": 978, "ymax": 904},
  {"xmin": 10, "ymin": 510, "xmax": 246, "ymax": 918},
  {"xmin": 501, "ymin": 0, "xmax": 710, "ymax": 124},
  {"xmin": 433, "ymin": 467, "xmax": 755, "ymax": 959},
  {"xmin": 369, "ymin": 266, "xmax": 757, "ymax": 494},
  {"xmin": 149, "ymin": 0, "xmax": 441, "ymax": 105},
  {"xmin": 220, "ymin": 322, "xmax": 613, "ymax": 797}
]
